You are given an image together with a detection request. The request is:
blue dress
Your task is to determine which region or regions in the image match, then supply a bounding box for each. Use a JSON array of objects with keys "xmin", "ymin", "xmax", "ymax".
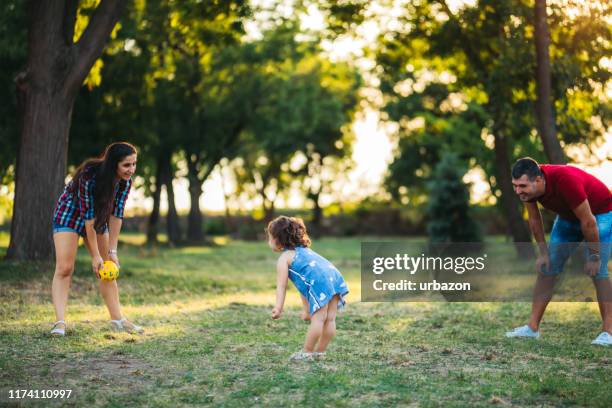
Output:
[{"xmin": 288, "ymin": 246, "xmax": 349, "ymax": 315}]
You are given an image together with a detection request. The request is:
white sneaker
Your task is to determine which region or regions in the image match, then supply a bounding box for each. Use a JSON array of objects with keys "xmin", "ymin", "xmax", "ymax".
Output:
[
  {"xmin": 110, "ymin": 318, "xmax": 144, "ymax": 334},
  {"xmin": 505, "ymin": 325, "xmax": 540, "ymax": 339},
  {"xmin": 591, "ymin": 332, "xmax": 612, "ymax": 346},
  {"xmin": 289, "ymin": 351, "xmax": 314, "ymax": 361},
  {"xmin": 50, "ymin": 320, "xmax": 66, "ymax": 336}
]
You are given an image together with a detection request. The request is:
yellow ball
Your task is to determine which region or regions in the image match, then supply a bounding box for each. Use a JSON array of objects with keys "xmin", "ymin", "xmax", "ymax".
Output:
[{"xmin": 99, "ymin": 260, "xmax": 119, "ymax": 281}]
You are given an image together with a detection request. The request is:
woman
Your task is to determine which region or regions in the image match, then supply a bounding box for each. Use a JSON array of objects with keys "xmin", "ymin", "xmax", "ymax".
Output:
[{"xmin": 50, "ymin": 142, "xmax": 143, "ymax": 335}]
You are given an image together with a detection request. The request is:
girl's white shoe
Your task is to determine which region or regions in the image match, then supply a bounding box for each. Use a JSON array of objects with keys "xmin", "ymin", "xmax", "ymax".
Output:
[
  {"xmin": 290, "ymin": 351, "xmax": 315, "ymax": 361},
  {"xmin": 110, "ymin": 318, "xmax": 144, "ymax": 334},
  {"xmin": 50, "ymin": 320, "xmax": 66, "ymax": 336}
]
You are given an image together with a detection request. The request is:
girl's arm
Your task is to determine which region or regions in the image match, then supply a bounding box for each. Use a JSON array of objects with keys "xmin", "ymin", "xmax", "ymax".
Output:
[
  {"xmin": 108, "ymin": 215, "xmax": 122, "ymax": 267},
  {"xmin": 271, "ymin": 253, "xmax": 290, "ymax": 319}
]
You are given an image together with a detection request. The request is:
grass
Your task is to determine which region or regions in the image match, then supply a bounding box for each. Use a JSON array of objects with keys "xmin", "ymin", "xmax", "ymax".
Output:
[{"xmin": 0, "ymin": 232, "xmax": 610, "ymax": 407}]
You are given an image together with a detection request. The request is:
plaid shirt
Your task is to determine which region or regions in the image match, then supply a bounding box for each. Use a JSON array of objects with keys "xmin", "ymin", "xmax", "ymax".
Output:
[{"xmin": 53, "ymin": 166, "xmax": 132, "ymax": 235}]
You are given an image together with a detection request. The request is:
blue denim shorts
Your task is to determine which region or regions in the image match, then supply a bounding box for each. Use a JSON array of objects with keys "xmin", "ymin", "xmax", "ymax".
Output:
[
  {"xmin": 52, "ymin": 223, "xmax": 108, "ymax": 237},
  {"xmin": 546, "ymin": 211, "xmax": 612, "ymax": 280},
  {"xmin": 52, "ymin": 223, "xmax": 81, "ymax": 235}
]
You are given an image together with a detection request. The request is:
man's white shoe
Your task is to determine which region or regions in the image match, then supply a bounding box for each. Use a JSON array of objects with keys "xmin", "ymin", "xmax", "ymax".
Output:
[
  {"xmin": 591, "ymin": 332, "xmax": 612, "ymax": 346},
  {"xmin": 505, "ymin": 325, "xmax": 540, "ymax": 339}
]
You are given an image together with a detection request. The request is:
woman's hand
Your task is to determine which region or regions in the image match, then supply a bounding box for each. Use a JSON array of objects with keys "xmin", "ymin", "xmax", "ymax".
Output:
[
  {"xmin": 271, "ymin": 307, "xmax": 282, "ymax": 320},
  {"xmin": 300, "ymin": 310, "xmax": 311, "ymax": 321},
  {"xmin": 109, "ymin": 251, "xmax": 120, "ymax": 269},
  {"xmin": 92, "ymin": 255, "xmax": 104, "ymax": 279}
]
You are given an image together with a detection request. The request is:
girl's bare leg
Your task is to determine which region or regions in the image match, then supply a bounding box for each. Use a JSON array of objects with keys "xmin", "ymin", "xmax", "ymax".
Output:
[
  {"xmin": 84, "ymin": 233, "xmax": 121, "ymax": 320},
  {"xmin": 315, "ymin": 295, "xmax": 339, "ymax": 353},
  {"xmin": 51, "ymin": 232, "xmax": 80, "ymax": 324},
  {"xmin": 303, "ymin": 303, "xmax": 328, "ymax": 352}
]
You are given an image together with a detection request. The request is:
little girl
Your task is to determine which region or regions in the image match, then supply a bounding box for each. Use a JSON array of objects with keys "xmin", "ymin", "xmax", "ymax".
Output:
[{"xmin": 267, "ymin": 216, "xmax": 349, "ymax": 360}]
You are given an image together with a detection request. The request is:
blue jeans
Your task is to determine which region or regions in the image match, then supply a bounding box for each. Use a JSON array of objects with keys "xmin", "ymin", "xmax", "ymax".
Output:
[{"xmin": 546, "ymin": 211, "xmax": 612, "ymax": 280}]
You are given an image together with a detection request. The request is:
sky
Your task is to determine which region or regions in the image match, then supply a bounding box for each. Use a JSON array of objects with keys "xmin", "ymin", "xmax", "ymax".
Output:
[{"xmin": 125, "ymin": 0, "xmax": 611, "ymax": 214}]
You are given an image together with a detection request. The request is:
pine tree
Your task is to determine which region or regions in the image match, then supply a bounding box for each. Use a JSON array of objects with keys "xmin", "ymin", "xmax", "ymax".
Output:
[{"xmin": 427, "ymin": 153, "xmax": 481, "ymax": 243}]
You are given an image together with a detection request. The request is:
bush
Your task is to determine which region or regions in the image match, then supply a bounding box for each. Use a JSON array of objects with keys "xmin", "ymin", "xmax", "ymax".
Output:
[{"xmin": 204, "ymin": 217, "xmax": 228, "ymax": 236}]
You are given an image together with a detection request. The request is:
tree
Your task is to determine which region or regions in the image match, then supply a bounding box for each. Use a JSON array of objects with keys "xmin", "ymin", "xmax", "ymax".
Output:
[
  {"xmin": 68, "ymin": 0, "xmax": 251, "ymax": 245},
  {"xmin": 139, "ymin": 0, "xmax": 250, "ymax": 243},
  {"xmin": 0, "ymin": 0, "xmax": 26, "ymax": 183},
  {"xmin": 291, "ymin": 59, "xmax": 361, "ymax": 226},
  {"xmin": 376, "ymin": 0, "xmax": 609, "ymax": 254},
  {"xmin": 182, "ymin": 42, "xmax": 256, "ymax": 243},
  {"xmin": 231, "ymin": 22, "xmax": 361, "ymax": 222},
  {"xmin": 534, "ymin": 0, "xmax": 565, "ymax": 164},
  {"xmin": 8, "ymin": 0, "xmax": 125, "ymax": 260},
  {"xmin": 427, "ymin": 153, "xmax": 481, "ymax": 243}
]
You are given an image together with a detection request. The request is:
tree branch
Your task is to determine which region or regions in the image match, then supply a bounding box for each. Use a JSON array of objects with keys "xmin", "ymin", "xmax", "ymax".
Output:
[
  {"xmin": 62, "ymin": 0, "xmax": 79, "ymax": 45},
  {"xmin": 437, "ymin": 0, "xmax": 487, "ymax": 75},
  {"xmin": 64, "ymin": 0, "xmax": 125, "ymax": 95}
]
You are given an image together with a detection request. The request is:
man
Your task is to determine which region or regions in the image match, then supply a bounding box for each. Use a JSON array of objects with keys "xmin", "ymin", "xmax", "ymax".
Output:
[{"xmin": 505, "ymin": 157, "xmax": 611, "ymax": 346}]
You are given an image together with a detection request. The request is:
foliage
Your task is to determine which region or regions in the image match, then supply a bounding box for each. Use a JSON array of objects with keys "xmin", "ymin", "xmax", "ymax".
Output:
[
  {"xmin": 427, "ymin": 153, "xmax": 481, "ymax": 243},
  {"xmin": 0, "ymin": 0, "xmax": 26, "ymax": 182},
  {"xmin": 233, "ymin": 23, "xmax": 361, "ymax": 216},
  {"xmin": 377, "ymin": 0, "xmax": 611, "ymax": 204}
]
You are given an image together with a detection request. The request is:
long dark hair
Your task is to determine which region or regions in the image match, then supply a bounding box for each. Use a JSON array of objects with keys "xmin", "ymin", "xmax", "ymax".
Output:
[{"xmin": 68, "ymin": 142, "xmax": 137, "ymax": 231}]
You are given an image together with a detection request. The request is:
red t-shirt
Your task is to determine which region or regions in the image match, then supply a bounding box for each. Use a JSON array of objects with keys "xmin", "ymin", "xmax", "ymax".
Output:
[{"xmin": 538, "ymin": 165, "xmax": 612, "ymax": 221}]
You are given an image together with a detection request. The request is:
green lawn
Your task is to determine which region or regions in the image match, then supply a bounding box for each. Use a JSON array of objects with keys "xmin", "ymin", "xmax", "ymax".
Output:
[{"xmin": 0, "ymin": 233, "xmax": 610, "ymax": 407}]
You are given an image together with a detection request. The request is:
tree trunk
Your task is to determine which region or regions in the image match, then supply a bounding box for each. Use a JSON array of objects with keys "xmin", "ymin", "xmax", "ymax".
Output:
[
  {"xmin": 264, "ymin": 202, "xmax": 275, "ymax": 223},
  {"xmin": 493, "ymin": 131, "xmax": 535, "ymax": 258},
  {"xmin": 146, "ymin": 164, "xmax": 163, "ymax": 245},
  {"xmin": 186, "ymin": 159, "xmax": 205, "ymax": 243},
  {"xmin": 260, "ymin": 189, "xmax": 275, "ymax": 223},
  {"xmin": 159, "ymin": 154, "xmax": 181, "ymax": 245},
  {"xmin": 165, "ymin": 178, "xmax": 181, "ymax": 245},
  {"xmin": 219, "ymin": 162, "xmax": 232, "ymax": 220},
  {"xmin": 310, "ymin": 190, "xmax": 323, "ymax": 228},
  {"xmin": 534, "ymin": 0, "xmax": 565, "ymax": 164},
  {"xmin": 6, "ymin": 0, "xmax": 124, "ymax": 260},
  {"xmin": 8, "ymin": 90, "xmax": 73, "ymax": 260}
]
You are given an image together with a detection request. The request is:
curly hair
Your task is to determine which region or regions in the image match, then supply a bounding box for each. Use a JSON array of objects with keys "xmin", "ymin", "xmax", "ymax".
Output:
[{"xmin": 266, "ymin": 216, "xmax": 311, "ymax": 249}]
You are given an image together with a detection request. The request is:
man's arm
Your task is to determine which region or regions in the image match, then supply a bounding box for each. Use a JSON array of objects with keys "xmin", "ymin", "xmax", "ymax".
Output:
[
  {"xmin": 525, "ymin": 201, "xmax": 547, "ymax": 254},
  {"xmin": 525, "ymin": 201, "xmax": 551, "ymax": 274},
  {"xmin": 572, "ymin": 199, "xmax": 600, "ymax": 255},
  {"xmin": 572, "ymin": 199, "xmax": 601, "ymax": 277}
]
